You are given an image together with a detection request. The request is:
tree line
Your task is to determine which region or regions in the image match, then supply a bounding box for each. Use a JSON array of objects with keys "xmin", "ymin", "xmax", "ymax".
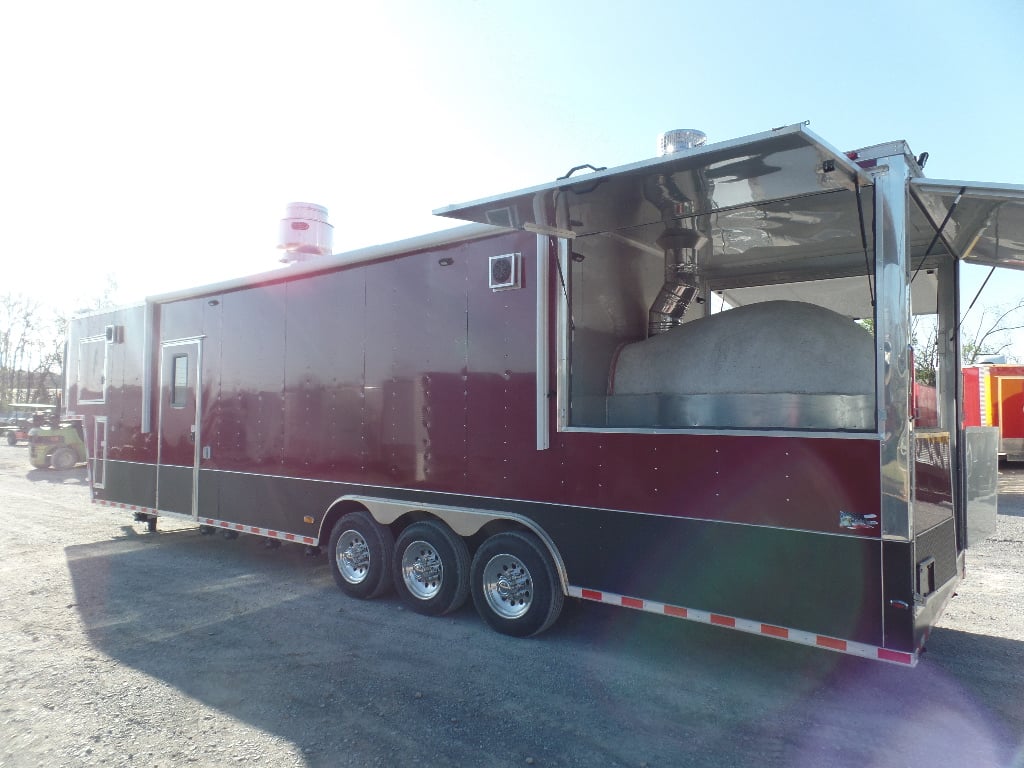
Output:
[
  {"xmin": 914, "ymin": 299, "xmax": 1024, "ymax": 386},
  {"xmin": 0, "ymin": 294, "xmax": 66, "ymax": 407},
  {"xmin": 1, "ymin": 280, "xmax": 117, "ymax": 410}
]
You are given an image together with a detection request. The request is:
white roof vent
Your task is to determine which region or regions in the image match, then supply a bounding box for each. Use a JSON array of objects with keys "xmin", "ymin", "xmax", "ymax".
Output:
[
  {"xmin": 658, "ymin": 129, "xmax": 707, "ymax": 156},
  {"xmin": 278, "ymin": 202, "xmax": 334, "ymax": 263}
]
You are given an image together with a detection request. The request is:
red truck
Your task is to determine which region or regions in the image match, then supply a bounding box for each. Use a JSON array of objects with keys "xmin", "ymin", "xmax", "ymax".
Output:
[
  {"xmin": 66, "ymin": 123, "xmax": 1024, "ymax": 665},
  {"xmin": 963, "ymin": 363, "xmax": 1024, "ymax": 461}
]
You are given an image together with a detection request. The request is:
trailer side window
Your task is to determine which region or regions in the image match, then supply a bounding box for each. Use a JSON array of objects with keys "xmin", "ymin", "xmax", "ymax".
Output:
[
  {"xmin": 170, "ymin": 354, "xmax": 189, "ymax": 407},
  {"xmin": 77, "ymin": 336, "xmax": 108, "ymax": 404}
]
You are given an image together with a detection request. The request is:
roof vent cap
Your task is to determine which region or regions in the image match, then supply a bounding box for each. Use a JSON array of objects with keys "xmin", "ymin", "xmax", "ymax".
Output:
[
  {"xmin": 278, "ymin": 202, "xmax": 334, "ymax": 263},
  {"xmin": 658, "ymin": 129, "xmax": 707, "ymax": 156}
]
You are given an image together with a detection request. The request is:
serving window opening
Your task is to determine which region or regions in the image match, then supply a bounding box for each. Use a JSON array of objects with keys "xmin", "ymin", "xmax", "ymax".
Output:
[{"xmin": 559, "ymin": 186, "xmax": 882, "ymax": 434}]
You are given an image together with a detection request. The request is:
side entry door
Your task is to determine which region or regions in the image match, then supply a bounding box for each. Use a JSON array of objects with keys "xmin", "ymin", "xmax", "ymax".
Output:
[{"xmin": 157, "ymin": 339, "xmax": 202, "ymax": 518}]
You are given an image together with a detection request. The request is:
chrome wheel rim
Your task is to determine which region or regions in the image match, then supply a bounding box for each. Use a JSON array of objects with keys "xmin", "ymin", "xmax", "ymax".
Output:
[
  {"xmin": 400, "ymin": 540, "xmax": 443, "ymax": 600},
  {"xmin": 481, "ymin": 553, "xmax": 532, "ymax": 619},
  {"xmin": 337, "ymin": 529, "xmax": 370, "ymax": 585}
]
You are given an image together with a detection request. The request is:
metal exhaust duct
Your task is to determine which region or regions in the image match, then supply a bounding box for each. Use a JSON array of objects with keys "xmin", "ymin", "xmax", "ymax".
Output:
[{"xmin": 646, "ymin": 130, "xmax": 708, "ymax": 336}]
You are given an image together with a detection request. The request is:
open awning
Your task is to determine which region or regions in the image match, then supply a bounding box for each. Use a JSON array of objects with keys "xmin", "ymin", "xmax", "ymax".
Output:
[
  {"xmin": 910, "ymin": 179, "xmax": 1024, "ymax": 271},
  {"xmin": 433, "ymin": 122, "xmax": 869, "ymax": 240},
  {"xmin": 434, "ymin": 123, "xmax": 1024, "ymax": 312}
]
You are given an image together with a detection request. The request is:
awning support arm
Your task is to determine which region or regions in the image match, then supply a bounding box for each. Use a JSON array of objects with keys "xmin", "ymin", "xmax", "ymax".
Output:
[
  {"xmin": 951, "ymin": 208, "xmax": 1001, "ymax": 342},
  {"xmin": 913, "ymin": 185, "xmax": 966, "ymax": 286},
  {"xmin": 554, "ymin": 245, "xmax": 575, "ymax": 332},
  {"xmin": 952, "ymin": 265, "xmax": 996, "ymax": 343},
  {"xmin": 910, "ymin": 185, "xmax": 967, "ymax": 285},
  {"xmin": 855, "ymin": 177, "xmax": 875, "ymax": 307}
]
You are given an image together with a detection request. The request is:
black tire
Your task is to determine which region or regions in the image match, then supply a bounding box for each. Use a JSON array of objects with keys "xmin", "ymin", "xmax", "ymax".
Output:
[
  {"xmin": 470, "ymin": 530, "xmax": 564, "ymax": 638},
  {"xmin": 328, "ymin": 510, "xmax": 394, "ymax": 599},
  {"xmin": 5, "ymin": 431, "xmax": 16, "ymax": 446},
  {"xmin": 392, "ymin": 520, "xmax": 470, "ymax": 616},
  {"xmin": 51, "ymin": 447, "xmax": 75, "ymax": 470}
]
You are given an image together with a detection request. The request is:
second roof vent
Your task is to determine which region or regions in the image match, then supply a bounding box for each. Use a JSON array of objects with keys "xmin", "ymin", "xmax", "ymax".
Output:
[{"xmin": 658, "ymin": 129, "xmax": 707, "ymax": 156}]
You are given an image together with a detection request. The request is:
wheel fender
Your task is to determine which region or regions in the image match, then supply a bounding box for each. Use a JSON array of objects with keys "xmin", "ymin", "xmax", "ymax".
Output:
[{"xmin": 328, "ymin": 494, "xmax": 569, "ymax": 595}]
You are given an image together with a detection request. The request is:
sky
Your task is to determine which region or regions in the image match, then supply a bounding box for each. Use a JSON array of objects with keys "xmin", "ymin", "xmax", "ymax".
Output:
[{"xmin": 2, "ymin": 0, "xmax": 1023, "ymax": 350}]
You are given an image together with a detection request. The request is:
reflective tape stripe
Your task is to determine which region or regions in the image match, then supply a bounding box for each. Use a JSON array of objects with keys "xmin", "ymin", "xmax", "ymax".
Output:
[
  {"xmin": 816, "ymin": 635, "xmax": 847, "ymax": 652},
  {"xmin": 200, "ymin": 516, "xmax": 316, "ymax": 545},
  {"xmin": 91, "ymin": 500, "xmax": 317, "ymax": 546},
  {"xmin": 568, "ymin": 585, "xmax": 917, "ymax": 666},
  {"xmin": 93, "ymin": 499, "xmax": 158, "ymax": 515}
]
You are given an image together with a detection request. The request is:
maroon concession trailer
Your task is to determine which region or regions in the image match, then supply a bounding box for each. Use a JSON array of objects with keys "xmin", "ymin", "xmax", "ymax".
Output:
[{"xmin": 66, "ymin": 123, "xmax": 1024, "ymax": 665}]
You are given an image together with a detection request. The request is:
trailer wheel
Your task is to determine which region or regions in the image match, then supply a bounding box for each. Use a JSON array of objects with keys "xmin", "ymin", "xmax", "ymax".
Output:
[
  {"xmin": 329, "ymin": 511, "xmax": 394, "ymax": 599},
  {"xmin": 5, "ymin": 431, "xmax": 16, "ymax": 446},
  {"xmin": 392, "ymin": 520, "xmax": 470, "ymax": 616},
  {"xmin": 470, "ymin": 531, "xmax": 564, "ymax": 638},
  {"xmin": 51, "ymin": 448, "xmax": 76, "ymax": 470}
]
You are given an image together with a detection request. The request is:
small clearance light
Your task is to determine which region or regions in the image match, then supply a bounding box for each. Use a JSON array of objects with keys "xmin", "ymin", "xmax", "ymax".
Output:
[{"xmin": 303, "ymin": 516, "xmax": 314, "ymax": 524}]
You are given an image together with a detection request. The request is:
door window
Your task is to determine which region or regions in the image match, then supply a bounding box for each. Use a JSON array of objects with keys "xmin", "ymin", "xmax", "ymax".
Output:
[{"xmin": 171, "ymin": 354, "xmax": 189, "ymax": 408}]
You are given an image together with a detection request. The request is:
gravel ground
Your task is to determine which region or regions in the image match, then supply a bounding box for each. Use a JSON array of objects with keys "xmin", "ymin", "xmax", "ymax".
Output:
[{"xmin": 0, "ymin": 445, "xmax": 1022, "ymax": 768}]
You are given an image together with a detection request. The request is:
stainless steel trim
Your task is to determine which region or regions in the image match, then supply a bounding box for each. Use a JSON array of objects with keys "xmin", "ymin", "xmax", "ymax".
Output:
[
  {"xmin": 606, "ymin": 392, "xmax": 874, "ymax": 432},
  {"xmin": 535, "ymin": 234, "xmax": 550, "ymax": 450},
  {"xmin": 557, "ymin": 425, "xmax": 882, "ymax": 440},
  {"xmin": 556, "ymin": 237, "xmax": 570, "ymax": 431},
  {"xmin": 912, "ymin": 178, "xmax": 1024, "ymax": 200},
  {"xmin": 99, "ymin": 458, "xmax": 165, "ymax": 468},
  {"xmin": 334, "ymin": 491, "xmax": 876, "ymax": 543},
  {"xmin": 192, "ymin": 342, "xmax": 203, "ymax": 522},
  {"xmin": 141, "ymin": 302, "xmax": 155, "ymax": 433},
  {"xmin": 935, "ymin": 257, "xmax": 959, "ymax": 432},
  {"xmin": 91, "ymin": 416, "xmax": 108, "ymax": 490},
  {"xmin": 156, "ymin": 339, "xmax": 203, "ymax": 520},
  {"xmin": 936, "ymin": 250, "xmax": 962, "ymax": 548},
  {"xmin": 873, "ymin": 160, "xmax": 912, "ymax": 542},
  {"xmin": 155, "ymin": 348, "xmax": 166, "ymax": 512},
  {"xmin": 161, "ymin": 335, "xmax": 207, "ymax": 346}
]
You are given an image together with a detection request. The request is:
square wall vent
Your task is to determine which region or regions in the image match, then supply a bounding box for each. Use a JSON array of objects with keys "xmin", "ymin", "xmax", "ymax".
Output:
[{"xmin": 489, "ymin": 253, "xmax": 521, "ymax": 291}]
